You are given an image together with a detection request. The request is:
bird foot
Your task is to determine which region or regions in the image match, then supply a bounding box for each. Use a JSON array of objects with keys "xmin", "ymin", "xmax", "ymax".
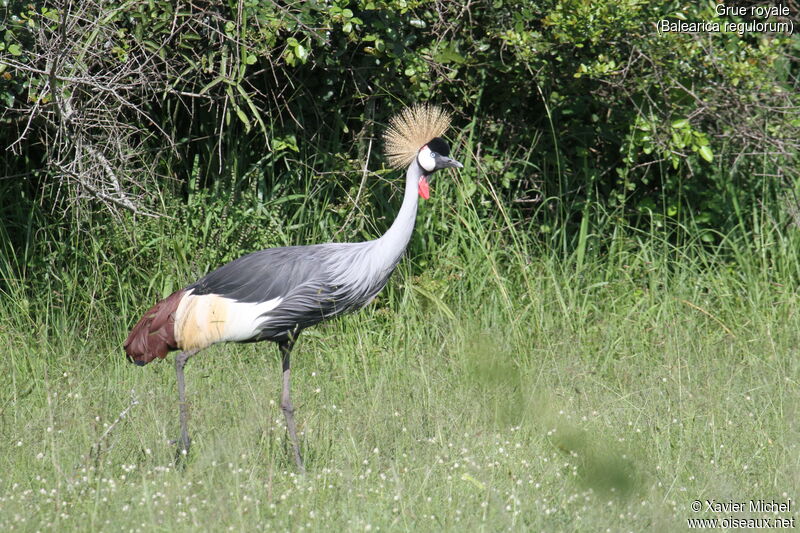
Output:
[{"xmin": 169, "ymin": 437, "xmax": 191, "ymax": 468}]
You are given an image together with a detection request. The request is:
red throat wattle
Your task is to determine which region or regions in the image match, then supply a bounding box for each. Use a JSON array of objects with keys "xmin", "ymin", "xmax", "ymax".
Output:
[{"xmin": 418, "ymin": 176, "xmax": 430, "ymax": 199}]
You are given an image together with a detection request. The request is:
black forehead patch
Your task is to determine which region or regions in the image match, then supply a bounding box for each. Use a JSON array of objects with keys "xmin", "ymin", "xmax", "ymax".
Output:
[{"xmin": 426, "ymin": 137, "xmax": 450, "ymax": 157}]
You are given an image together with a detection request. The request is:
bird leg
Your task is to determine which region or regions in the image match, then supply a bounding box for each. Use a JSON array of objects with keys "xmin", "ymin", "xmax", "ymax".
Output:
[
  {"xmin": 279, "ymin": 337, "xmax": 304, "ymax": 472},
  {"xmin": 175, "ymin": 349, "xmax": 199, "ymax": 461}
]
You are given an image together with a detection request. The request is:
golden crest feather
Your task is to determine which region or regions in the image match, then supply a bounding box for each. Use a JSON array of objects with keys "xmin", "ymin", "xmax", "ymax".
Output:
[{"xmin": 383, "ymin": 104, "xmax": 452, "ymax": 169}]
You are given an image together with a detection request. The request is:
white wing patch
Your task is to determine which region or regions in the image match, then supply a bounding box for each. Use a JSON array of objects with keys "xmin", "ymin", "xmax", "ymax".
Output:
[
  {"xmin": 174, "ymin": 290, "xmax": 283, "ymax": 350},
  {"xmin": 223, "ymin": 296, "xmax": 283, "ymax": 342}
]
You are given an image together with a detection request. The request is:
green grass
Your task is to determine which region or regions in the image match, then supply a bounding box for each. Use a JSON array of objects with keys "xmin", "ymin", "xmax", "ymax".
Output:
[{"xmin": 1, "ymin": 220, "xmax": 798, "ymax": 532}]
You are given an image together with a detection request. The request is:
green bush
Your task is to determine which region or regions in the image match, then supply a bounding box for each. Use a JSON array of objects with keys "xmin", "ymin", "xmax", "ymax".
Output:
[{"xmin": 0, "ymin": 0, "xmax": 797, "ymax": 313}]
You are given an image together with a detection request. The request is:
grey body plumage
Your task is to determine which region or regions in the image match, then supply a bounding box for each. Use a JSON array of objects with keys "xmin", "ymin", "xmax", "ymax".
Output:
[
  {"xmin": 189, "ymin": 240, "xmax": 397, "ymax": 342},
  {"xmin": 189, "ymin": 157, "xmax": 428, "ymax": 343}
]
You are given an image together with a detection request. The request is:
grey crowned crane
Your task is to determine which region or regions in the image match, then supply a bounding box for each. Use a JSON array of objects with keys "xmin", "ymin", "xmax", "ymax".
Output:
[{"xmin": 124, "ymin": 104, "xmax": 462, "ymax": 470}]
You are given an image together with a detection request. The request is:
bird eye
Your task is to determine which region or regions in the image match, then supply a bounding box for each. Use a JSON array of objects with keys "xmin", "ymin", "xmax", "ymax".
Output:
[{"xmin": 430, "ymin": 152, "xmax": 437, "ymax": 158}]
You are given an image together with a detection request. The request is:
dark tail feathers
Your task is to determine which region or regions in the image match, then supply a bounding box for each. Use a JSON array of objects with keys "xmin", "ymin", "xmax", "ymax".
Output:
[{"xmin": 124, "ymin": 289, "xmax": 185, "ymax": 365}]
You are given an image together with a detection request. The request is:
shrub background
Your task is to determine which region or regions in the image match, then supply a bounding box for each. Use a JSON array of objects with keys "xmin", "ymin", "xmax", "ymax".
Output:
[{"xmin": 1, "ymin": 2, "xmax": 798, "ymax": 306}]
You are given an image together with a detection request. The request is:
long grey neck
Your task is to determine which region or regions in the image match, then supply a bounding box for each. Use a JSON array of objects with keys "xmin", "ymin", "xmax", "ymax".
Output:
[{"xmin": 374, "ymin": 159, "xmax": 425, "ymax": 264}]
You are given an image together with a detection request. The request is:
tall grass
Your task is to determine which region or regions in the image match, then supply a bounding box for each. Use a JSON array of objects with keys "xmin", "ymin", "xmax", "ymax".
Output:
[{"xmin": 1, "ymin": 127, "xmax": 799, "ymax": 530}]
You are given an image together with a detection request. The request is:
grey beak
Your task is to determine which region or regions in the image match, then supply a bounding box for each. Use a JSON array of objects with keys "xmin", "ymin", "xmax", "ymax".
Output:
[{"xmin": 441, "ymin": 157, "xmax": 463, "ymax": 169}]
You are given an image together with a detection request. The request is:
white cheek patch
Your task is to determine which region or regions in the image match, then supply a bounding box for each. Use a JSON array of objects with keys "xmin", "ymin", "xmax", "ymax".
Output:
[{"xmin": 417, "ymin": 145, "xmax": 436, "ymax": 172}]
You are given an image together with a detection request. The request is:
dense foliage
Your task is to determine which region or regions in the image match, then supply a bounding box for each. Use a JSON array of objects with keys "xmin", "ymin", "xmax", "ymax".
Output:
[{"xmin": 0, "ymin": 0, "xmax": 798, "ymax": 310}]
